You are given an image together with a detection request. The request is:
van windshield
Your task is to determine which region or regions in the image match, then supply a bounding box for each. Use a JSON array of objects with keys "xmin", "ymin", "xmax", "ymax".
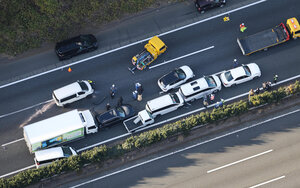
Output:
[
  {"xmin": 78, "ymin": 81, "xmax": 88, "ymax": 90},
  {"xmin": 205, "ymin": 76, "xmax": 217, "ymax": 88},
  {"xmin": 171, "ymin": 93, "xmax": 180, "ymax": 104},
  {"xmin": 62, "ymin": 147, "xmax": 73, "ymax": 157}
]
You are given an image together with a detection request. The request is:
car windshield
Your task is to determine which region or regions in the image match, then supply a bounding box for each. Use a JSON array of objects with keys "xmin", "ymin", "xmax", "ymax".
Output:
[
  {"xmin": 205, "ymin": 76, "xmax": 217, "ymax": 88},
  {"xmin": 62, "ymin": 147, "xmax": 73, "ymax": 157},
  {"xmin": 80, "ymin": 35, "xmax": 92, "ymax": 45},
  {"xmin": 175, "ymin": 68, "xmax": 186, "ymax": 80},
  {"xmin": 170, "ymin": 93, "xmax": 180, "ymax": 104},
  {"xmin": 224, "ymin": 71, "xmax": 234, "ymax": 82},
  {"xmin": 243, "ymin": 66, "xmax": 251, "ymax": 76},
  {"xmin": 78, "ymin": 81, "xmax": 88, "ymax": 90},
  {"xmin": 116, "ymin": 107, "xmax": 126, "ymax": 118}
]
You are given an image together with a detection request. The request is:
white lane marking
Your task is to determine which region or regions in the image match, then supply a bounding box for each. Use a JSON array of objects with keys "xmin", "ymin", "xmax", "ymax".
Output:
[
  {"xmin": 1, "ymin": 138, "xmax": 24, "ymax": 147},
  {"xmin": 0, "ymin": 165, "xmax": 35, "ymax": 179},
  {"xmin": 149, "ymin": 46, "xmax": 214, "ymax": 69},
  {"xmin": 0, "ymin": 99, "xmax": 53, "ymax": 119},
  {"xmin": 0, "ymin": 0, "xmax": 267, "ymax": 90},
  {"xmin": 69, "ymin": 109, "xmax": 299, "ymax": 188},
  {"xmin": 207, "ymin": 149, "xmax": 273, "ymax": 173},
  {"xmin": 249, "ymin": 175, "xmax": 285, "ymax": 188},
  {"xmin": 160, "ymin": 0, "xmax": 267, "ymax": 36}
]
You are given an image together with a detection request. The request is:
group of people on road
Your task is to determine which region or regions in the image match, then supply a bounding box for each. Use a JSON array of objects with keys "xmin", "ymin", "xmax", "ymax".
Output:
[{"xmin": 105, "ymin": 82, "xmax": 144, "ymax": 111}]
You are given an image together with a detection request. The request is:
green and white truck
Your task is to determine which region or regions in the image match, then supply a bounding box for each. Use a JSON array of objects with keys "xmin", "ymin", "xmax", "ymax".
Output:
[{"xmin": 23, "ymin": 109, "xmax": 98, "ymax": 153}]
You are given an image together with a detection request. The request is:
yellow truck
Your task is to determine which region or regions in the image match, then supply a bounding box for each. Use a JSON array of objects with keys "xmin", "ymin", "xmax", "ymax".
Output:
[
  {"xmin": 129, "ymin": 36, "xmax": 167, "ymax": 73},
  {"xmin": 237, "ymin": 17, "xmax": 300, "ymax": 55}
]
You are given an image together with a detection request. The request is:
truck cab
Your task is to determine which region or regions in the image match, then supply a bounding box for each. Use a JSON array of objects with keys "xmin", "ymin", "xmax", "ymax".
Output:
[
  {"xmin": 137, "ymin": 110, "xmax": 155, "ymax": 126},
  {"xmin": 286, "ymin": 18, "xmax": 300, "ymax": 39},
  {"xmin": 132, "ymin": 36, "xmax": 167, "ymax": 70},
  {"xmin": 80, "ymin": 110, "xmax": 98, "ymax": 134}
]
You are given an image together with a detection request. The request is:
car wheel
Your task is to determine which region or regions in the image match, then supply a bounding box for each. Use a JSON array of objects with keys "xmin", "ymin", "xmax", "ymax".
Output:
[{"xmin": 253, "ymin": 76, "xmax": 259, "ymax": 80}]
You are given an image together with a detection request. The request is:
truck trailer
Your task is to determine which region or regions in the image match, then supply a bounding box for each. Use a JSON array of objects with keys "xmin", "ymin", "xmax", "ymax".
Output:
[
  {"xmin": 23, "ymin": 109, "xmax": 97, "ymax": 153},
  {"xmin": 237, "ymin": 17, "xmax": 300, "ymax": 55}
]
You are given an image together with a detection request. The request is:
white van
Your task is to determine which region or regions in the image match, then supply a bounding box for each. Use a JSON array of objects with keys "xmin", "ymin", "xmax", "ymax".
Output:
[
  {"xmin": 145, "ymin": 92, "xmax": 184, "ymax": 118},
  {"xmin": 34, "ymin": 146, "xmax": 77, "ymax": 168},
  {"xmin": 52, "ymin": 80, "xmax": 94, "ymax": 107},
  {"xmin": 178, "ymin": 75, "xmax": 221, "ymax": 102}
]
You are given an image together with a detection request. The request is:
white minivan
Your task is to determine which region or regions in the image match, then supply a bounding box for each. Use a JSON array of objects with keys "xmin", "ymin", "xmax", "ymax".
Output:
[
  {"xmin": 34, "ymin": 146, "xmax": 77, "ymax": 168},
  {"xmin": 52, "ymin": 80, "xmax": 94, "ymax": 107},
  {"xmin": 145, "ymin": 92, "xmax": 184, "ymax": 118},
  {"xmin": 178, "ymin": 75, "xmax": 221, "ymax": 102}
]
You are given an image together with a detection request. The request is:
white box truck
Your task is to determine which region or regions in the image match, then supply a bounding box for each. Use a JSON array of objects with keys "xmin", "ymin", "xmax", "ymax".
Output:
[{"xmin": 23, "ymin": 109, "xmax": 97, "ymax": 153}]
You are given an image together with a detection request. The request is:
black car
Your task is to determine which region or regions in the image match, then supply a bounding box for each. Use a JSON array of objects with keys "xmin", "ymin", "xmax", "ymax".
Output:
[
  {"xmin": 96, "ymin": 105, "xmax": 135, "ymax": 127},
  {"xmin": 194, "ymin": 0, "xmax": 226, "ymax": 13},
  {"xmin": 55, "ymin": 34, "xmax": 98, "ymax": 60}
]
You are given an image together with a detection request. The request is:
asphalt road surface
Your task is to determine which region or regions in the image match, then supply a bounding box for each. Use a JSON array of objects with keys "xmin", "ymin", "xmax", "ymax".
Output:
[
  {"xmin": 63, "ymin": 106, "xmax": 300, "ymax": 188},
  {"xmin": 0, "ymin": 0, "xmax": 299, "ymax": 178}
]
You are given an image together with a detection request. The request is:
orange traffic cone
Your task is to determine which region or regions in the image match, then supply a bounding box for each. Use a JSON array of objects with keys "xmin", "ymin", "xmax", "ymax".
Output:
[{"xmin": 68, "ymin": 67, "xmax": 72, "ymax": 72}]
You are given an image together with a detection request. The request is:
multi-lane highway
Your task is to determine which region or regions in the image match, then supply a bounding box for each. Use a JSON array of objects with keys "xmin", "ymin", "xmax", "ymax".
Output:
[
  {"xmin": 0, "ymin": 0, "xmax": 299, "ymax": 180},
  {"xmin": 63, "ymin": 106, "xmax": 300, "ymax": 188}
]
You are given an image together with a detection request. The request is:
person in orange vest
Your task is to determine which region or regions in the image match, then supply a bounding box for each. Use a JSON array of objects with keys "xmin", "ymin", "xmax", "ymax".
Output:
[{"xmin": 240, "ymin": 23, "xmax": 247, "ymax": 32}]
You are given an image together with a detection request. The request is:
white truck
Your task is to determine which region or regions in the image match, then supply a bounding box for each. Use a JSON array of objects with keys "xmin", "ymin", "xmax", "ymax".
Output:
[
  {"xmin": 123, "ymin": 110, "xmax": 154, "ymax": 133},
  {"xmin": 23, "ymin": 109, "xmax": 98, "ymax": 153}
]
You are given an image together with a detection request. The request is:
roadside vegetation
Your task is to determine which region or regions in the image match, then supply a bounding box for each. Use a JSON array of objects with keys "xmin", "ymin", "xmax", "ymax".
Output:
[
  {"xmin": 1, "ymin": 81, "xmax": 299, "ymax": 188},
  {"xmin": 0, "ymin": 0, "xmax": 175, "ymax": 56}
]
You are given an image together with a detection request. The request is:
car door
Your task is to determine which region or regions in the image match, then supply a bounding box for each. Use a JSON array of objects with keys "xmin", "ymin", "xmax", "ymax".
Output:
[{"xmin": 234, "ymin": 75, "xmax": 249, "ymax": 85}]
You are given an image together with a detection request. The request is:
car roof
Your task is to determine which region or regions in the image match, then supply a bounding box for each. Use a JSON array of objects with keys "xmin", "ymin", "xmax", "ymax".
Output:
[
  {"xmin": 230, "ymin": 67, "xmax": 246, "ymax": 79},
  {"xmin": 53, "ymin": 81, "xmax": 83, "ymax": 99},
  {"xmin": 148, "ymin": 36, "xmax": 166, "ymax": 50},
  {"xmin": 35, "ymin": 147, "xmax": 64, "ymax": 161},
  {"xmin": 180, "ymin": 77, "xmax": 209, "ymax": 96},
  {"xmin": 147, "ymin": 94, "xmax": 175, "ymax": 111}
]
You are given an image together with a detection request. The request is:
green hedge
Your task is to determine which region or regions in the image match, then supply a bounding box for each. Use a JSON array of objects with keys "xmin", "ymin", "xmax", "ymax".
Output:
[
  {"xmin": 0, "ymin": 0, "xmax": 168, "ymax": 55},
  {"xmin": 1, "ymin": 81, "xmax": 299, "ymax": 187}
]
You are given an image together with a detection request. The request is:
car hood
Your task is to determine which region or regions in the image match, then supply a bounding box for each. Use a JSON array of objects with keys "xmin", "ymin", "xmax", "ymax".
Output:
[{"xmin": 247, "ymin": 63, "xmax": 261, "ymax": 76}]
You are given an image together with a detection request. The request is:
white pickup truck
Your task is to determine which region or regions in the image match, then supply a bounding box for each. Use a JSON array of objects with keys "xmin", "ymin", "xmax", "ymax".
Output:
[{"xmin": 123, "ymin": 110, "xmax": 154, "ymax": 133}]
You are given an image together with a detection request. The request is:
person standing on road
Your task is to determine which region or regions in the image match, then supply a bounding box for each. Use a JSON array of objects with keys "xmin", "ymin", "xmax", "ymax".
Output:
[
  {"xmin": 117, "ymin": 96, "xmax": 123, "ymax": 107},
  {"xmin": 209, "ymin": 93, "xmax": 215, "ymax": 103},
  {"xmin": 273, "ymin": 74, "xmax": 278, "ymax": 84},
  {"xmin": 240, "ymin": 23, "xmax": 247, "ymax": 32},
  {"xmin": 136, "ymin": 83, "xmax": 144, "ymax": 102},
  {"xmin": 110, "ymin": 84, "xmax": 117, "ymax": 98},
  {"xmin": 248, "ymin": 89, "xmax": 254, "ymax": 103},
  {"xmin": 106, "ymin": 103, "xmax": 111, "ymax": 111},
  {"xmin": 233, "ymin": 59, "xmax": 239, "ymax": 68},
  {"xmin": 203, "ymin": 98, "xmax": 208, "ymax": 108}
]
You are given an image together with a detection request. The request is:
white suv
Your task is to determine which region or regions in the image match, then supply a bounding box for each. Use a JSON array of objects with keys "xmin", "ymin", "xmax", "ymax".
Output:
[
  {"xmin": 34, "ymin": 146, "xmax": 77, "ymax": 168},
  {"xmin": 145, "ymin": 92, "xmax": 184, "ymax": 118},
  {"xmin": 178, "ymin": 75, "xmax": 221, "ymax": 102},
  {"xmin": 52, "ymin": 80, "xmax": 94, "ymax": 107}
]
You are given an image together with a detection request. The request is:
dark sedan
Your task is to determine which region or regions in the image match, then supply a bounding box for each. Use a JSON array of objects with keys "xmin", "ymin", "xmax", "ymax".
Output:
[
  {"xmin": 55, "ymin": 34, "xmax": 98, "ymax": 60},
  {"xmin": 194, "ymin": 0, "xmax": 226, "ymax": 13},
  {"xmin": 96, "ymin": 105, "xmax": 135, "ymax": 128}
]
